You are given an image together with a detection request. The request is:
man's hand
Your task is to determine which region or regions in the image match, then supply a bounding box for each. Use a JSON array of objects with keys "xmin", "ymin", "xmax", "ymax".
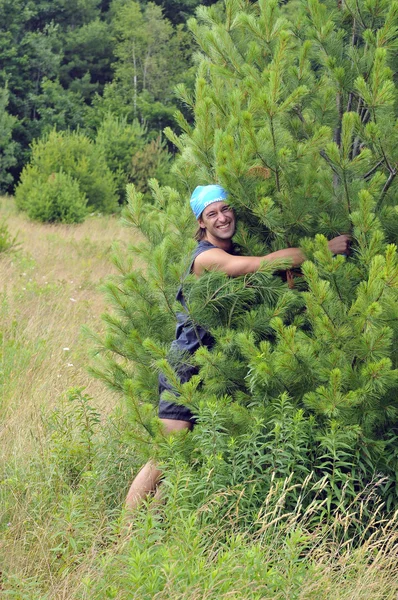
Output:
[{"xmin": 327, "ymin": 234, "xmax": 351, "ymax": 256}]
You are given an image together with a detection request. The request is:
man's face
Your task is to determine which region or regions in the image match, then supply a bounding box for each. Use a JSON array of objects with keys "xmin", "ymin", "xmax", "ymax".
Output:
[{"xmin": 198, "ymin": 201, "xmax": 236, "ymax": 240}]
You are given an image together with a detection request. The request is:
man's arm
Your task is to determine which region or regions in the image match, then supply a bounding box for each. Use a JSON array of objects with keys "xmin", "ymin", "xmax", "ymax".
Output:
[{"xmin": 193, "ymin": 235, "xmax": 350, "ymax": 277}]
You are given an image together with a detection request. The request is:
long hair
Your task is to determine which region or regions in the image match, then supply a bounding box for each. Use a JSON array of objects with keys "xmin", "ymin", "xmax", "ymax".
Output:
[{"xmin": 194, "ymin": 225, "xmax": 206, "ymax": 241}]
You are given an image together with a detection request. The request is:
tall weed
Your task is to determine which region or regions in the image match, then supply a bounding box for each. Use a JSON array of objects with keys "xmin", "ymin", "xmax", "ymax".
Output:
[
  {"xmin": 0, "ymin": 219, "xmax": 19, "ymax": 253},
  {"xmin": 0, "ymin": 388, "xmax": 140, "ymax": 591}
]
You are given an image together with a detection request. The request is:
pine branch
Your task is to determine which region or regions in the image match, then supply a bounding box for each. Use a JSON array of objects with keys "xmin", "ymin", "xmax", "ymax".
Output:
[
  {"xmin": 319, "ymin": 150, "xmax": 340, "ymax": 177},
  {"xmin": 269, "ymin": 116, "xmax": 281, "ymax": 192},
  {"xmin": 355, "ymin": 0, "xmax": 367, "ymax": 29},
  {"xmin": 364, "ymin": 160, "xmax": 384, "ymax": 180},
  {"xmin": 377, "ymin": 168, "xmax": 397, "ymax": 211},
  {"xmin": 330, "ymin": 274, "xmax": 344, "ymax": 304},
  {"xmin": 334, "ymin": 93, "xmax": 343, "ymax": 148},
  {"xmin": 342, "ymin": 171, "xmax": 352, "ymax": 216},
  {"xmin": 130, "ymin": 398, "xmax": 156, "ymax": 438},
  {"xmin": 351, "ymin": 138, "xmax": 361, "ymax": 159},
  {"xmin": 293, "ymin": 106, "xmax": 306, "ymax": 124},
  {"xmin": 346, "ymin": 92, "xmax": 355, "ymax": 113},
  {"xmin": 360, "ymin": 109, "xmax": 371, "ymax": 125},
  {"xmin": 256, "ymin": 152, "xmax": 275, "ymax": 174},
  {"xmin": 370, "ymin": 107, "xmax": 394, "ymax": 177},
  {"xmin": 154, "ymin": 282, "xmax": 177, "ymax": 318},
  {"xmin": 321, "ymin": 304, "xmax": 338, "ymax": 331},
  {"xmin": 228, "ymin": 294, "xmax": 241, "ymax": 328},
  {"xmin": 351, "ymin": 102, "xmax": 370, "ymax": 159},
  {"xmin": 378, "ymin": 140, "xmax": 393, "ymax": 173}
]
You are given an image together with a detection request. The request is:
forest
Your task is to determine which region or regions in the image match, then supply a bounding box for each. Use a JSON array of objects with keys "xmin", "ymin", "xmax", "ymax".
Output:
[
  {"xmin": 1, "ymin": 0, "xmax": 398, "ymax": 597},
  {"xmin": 0, "ymin": 0, "xmax": 213, "ymax": 204}
]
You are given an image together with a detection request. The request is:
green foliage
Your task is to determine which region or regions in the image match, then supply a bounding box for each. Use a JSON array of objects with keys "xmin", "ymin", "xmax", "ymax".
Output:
[
  {"xmin": 58, "ymin": 18, "xmax": 114, "ymax": 95},
  {"xmin": 0, "ymin": 297, "xmax": 33, "ymax": 416},
  {"xmin": 47, "ymin": 388, "xmax": 101, "ymax": 485},
  {"xmin": 34, "ymin": 78, "xmax": 88, "ymax": 134},
  {"xmin": 130, "ymin": 136, "xmax": 174, "ymax": 194},
  {"xmin": 0, "ymin": 388, "xmax": 141, "ymax": 589},
  {"xmin": 0, "ymin": 87, "xmax": 17, "ymax": 192},
  {"xmin": 0, "ymin": 0, "xmax": 199, "ymax": 189},
  {"xmin": 0, "ymin": 219, "xmax": 19, "ymax": 253},
  {"xmin": 1, "ymin": 211, "xmax": 398, "ymax": 597},
  {"xmin": 95, "ymin": 114, "xmax": 146, "ymax": 202},
  {"xmin": 98, "ymin": 0, "xmax": 195, "ymax": 130},
  {"xmin": 89, "ymin": 184, "xmax": 192, "ymax": 403},
  {"xmin": 0, "ymin": 0, "xmax": 114, "ymax": 188},
  {"xmin": 15, "ymin": 169, "xmax": 88, "ymax": 223},
  {"xmin": 4, "ymin": 385, "xmax": 397, "ymax": 597},
  {"xmin": 15, "ymin": 129, "xmax": 118, "ymax": 217},
  {"xmin": 95, "ymin": 0, "xmax": 398, "ymax": 532},
  {"xmin": 0, "ymin": 8, "xmax": 65, "ymax": 180}
]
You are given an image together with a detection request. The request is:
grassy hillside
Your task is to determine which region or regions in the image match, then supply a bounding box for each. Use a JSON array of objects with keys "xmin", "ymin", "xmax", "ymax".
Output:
[
  {"xmin": 1, "ymin": 197, "xmax": 397, "ymax": 599},
  {"xmin": 0, "ymin": 197, "xmax": 129, "ymax": 443},
  {"xmin": 0, "ymin": 197, "xmax": 136, "ymax": 595}
]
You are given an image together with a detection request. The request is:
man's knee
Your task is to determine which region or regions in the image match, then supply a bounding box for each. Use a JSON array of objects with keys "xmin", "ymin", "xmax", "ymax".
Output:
[{"xmin": 160, "ymin": 418, "xmax": 193, "ymax": 435}]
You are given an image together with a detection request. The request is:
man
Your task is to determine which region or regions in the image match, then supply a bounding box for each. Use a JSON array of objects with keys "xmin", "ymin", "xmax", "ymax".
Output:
[{"xmin": 125, "ymin": 184, "xmax": 350, "ymax": 510}]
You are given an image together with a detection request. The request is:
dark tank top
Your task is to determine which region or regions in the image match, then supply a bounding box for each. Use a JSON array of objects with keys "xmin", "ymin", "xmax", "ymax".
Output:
[
  {"xmin": 158, "ymin": 240, "xmax": 235, "ymax": 390},
  {"xmin": 171, "ymin": 240, "xmax": 219, "ymax": 356}
]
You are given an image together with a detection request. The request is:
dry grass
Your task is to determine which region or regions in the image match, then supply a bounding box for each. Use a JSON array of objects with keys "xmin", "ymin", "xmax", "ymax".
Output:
[
  {"xmin": 0, "ymin": 199, "xmax": 140, "ymax": 593},
  {"xmin": 0, "ymin": 197, "xmax": 136, "ymax": 458}
]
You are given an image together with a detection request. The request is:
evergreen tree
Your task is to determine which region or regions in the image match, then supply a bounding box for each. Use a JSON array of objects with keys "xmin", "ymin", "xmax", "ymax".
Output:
[
  {"xmin": 94, "ymin": 0, "xmax": 398, "ymax": 526},
  {"xmin": 58, "ymin": 18, "xmax": 114, "ymax": 98},
  {"xmin": 0, "ymin": 86, "xmax": 17, "ymax": 192},
  {"xmin": 15, "ymin": 129, "xmax": 118, "ymax": 216},
  {"xmin": 95, "ymin": 113, "xmax": 146, "ymax": 202},
  {"xmin": 0, "ymin": 0, "xmax": 198, "ymax": 189},
  {"xmin": 33, "ymin": 78, "xmax": 88, "ymax": 134}
]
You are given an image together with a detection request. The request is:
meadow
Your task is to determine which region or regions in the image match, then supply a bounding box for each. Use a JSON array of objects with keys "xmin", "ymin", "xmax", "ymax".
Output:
[{"xmin": 1, "ymin": 197, "xmax": 398, "ymax": 599}]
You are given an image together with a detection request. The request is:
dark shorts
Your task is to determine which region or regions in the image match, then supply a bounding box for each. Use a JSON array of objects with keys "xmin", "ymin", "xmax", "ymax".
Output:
[
  {"xmin": 158, "ymin": 395, "xmax": 195, "ymax": 422},
  {"xmin": 158, "ymin": 367, "xmax": 197, "ymax": 424}
]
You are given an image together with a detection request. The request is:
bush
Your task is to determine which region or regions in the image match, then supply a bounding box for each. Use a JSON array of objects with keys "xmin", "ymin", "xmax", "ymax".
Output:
[
  {"xmin": 95, "ymin": 115, "xmax": 175, "ymax": 201},
  {"xmin": 130, "ymin": 136, "xmax": 174, "ymax": 195},
  {"xmin": 95, "ymin": 114, "xmax": 146, "ymax": 203},
  {"xmin": 16, "ymin": 170, "xmax": 87, "ymax": 223},
  {"xmin": 15, "ymin": 129, "xmax": 117, "ymax": 217}
]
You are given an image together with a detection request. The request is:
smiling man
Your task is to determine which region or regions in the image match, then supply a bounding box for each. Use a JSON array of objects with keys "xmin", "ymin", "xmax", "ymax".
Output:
[{"xmin": 125, "ymin": 184, "xmax": 351, "ymax": 512}]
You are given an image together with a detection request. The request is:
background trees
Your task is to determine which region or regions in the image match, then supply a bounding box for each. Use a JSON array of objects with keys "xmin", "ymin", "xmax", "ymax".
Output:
[
  {"xmin": 0, "ymin": 87, "xmax": 17, "ymax": 192},
  {"xmin": 0, "ymin": 0, "xmax": 210, "ymax": 198}
]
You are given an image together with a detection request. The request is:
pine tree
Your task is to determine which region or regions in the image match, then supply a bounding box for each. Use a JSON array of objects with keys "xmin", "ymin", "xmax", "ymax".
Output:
[
  {"xmin": 94, "ymin": 0, "xmax": 398, "ymax": 525},
  {"xmin": 0, "ymin": 86, "xmax": 17, "ymax": 192}
]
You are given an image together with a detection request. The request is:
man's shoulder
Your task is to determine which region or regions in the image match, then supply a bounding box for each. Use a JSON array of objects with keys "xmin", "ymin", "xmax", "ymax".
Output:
[
  {"xmin": 192, "ymin": 246, "xmax": 235, "ymax": 275},
  {"xmin": 194, "ymin": 246, "xmax": 226, "ymax": 262}
]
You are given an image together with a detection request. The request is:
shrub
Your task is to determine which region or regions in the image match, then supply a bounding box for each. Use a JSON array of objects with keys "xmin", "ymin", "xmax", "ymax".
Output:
[
  {"xmin": 15, "ymin": 129, "xmax": 117, "ymax": 217},
  {"xmin": 95, "ymin": 115, "xmax": 175, "ymax": 201},
  {"xmin": 16, "ymin": 169, "xmax": 87, "ymax": 223},
  {"xmin": 130, "ymin": 136, "xmax": 174, "ymax": 195},
  {"xmin": 95, "ymin": 114, "xmax": 146, "ymax": 203}
]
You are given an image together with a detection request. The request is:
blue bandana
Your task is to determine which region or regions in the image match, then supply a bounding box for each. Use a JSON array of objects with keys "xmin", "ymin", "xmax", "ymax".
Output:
[{"xmin": 190, "ymin": 185, "xmax": 228, "ymax": 219}]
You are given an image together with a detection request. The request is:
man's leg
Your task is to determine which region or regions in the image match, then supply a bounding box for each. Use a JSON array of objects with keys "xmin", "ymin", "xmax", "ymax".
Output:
[{"xmin": 125, "ymin": 418, "xmax": 192, "ymax": 511}]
